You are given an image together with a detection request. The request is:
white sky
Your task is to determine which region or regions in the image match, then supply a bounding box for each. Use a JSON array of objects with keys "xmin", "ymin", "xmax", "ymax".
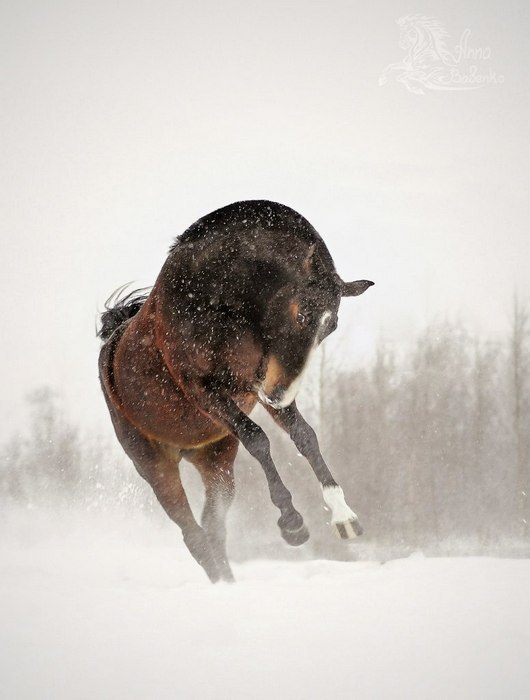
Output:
[{"xmin": 1, "ymin": 0, "xmax": 529, "ymax": 440}]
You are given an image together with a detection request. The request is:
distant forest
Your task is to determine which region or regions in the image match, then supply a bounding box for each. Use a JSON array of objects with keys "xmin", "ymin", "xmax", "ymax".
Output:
[{"xmin": 2, "ymin": 302, "xmax": 529, "ymax": 560}]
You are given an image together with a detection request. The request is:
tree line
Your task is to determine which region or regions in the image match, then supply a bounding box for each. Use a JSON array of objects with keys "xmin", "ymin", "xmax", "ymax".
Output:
[{"xmin": 2, "ymin": 305, "xmax": 529, "ymax": 560}]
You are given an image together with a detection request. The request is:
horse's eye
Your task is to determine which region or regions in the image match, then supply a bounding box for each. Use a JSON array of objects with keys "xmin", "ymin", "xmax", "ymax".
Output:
[{"xmin": 297, "ymin": 311, "xmax": 309, "ymax": 327}]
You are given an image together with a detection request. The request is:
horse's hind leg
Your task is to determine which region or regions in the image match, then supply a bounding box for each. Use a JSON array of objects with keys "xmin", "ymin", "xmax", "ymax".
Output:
[
  {"xmin": 183, "ymin": 436, "xmax": 238, "ymax": 583},
  {"xmin": 138, "ymin": 455, "xmax": 222, "ymax": 583},
  {"xmin": 102, "ymin": 401, "xmax": 221, "ymax": 582}
]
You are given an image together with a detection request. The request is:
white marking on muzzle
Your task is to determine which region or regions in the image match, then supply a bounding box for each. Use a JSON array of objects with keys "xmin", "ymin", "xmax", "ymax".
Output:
[
  {"xmin": 272, "ymin": 364, "xmax": 309, "ymax": 408},
  {"xmin": 320, "ymin": 310, "xmax": 331, "ymax": 328},
  {"xmin": 259, "ymin": 311, "xmax": 333, "ymax": 409},
  {"xmin": 257, "ymin": 386, "xmax": 274, "ymax": 406}
]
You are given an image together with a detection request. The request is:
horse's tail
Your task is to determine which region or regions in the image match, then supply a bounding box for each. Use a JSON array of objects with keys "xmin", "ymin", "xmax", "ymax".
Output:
[{"xmin": 97, "ymin": 285, "xmax": 151, "ymax": 341}]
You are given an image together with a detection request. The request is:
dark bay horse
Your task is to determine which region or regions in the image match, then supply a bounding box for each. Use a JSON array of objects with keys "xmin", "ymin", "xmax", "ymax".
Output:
[{"xmin": 98, "ymin": 200, "xmax": 373, "ymax": 582}]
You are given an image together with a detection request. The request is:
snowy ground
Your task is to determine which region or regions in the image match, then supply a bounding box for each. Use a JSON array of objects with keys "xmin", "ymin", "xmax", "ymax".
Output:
[{"xmin": 1, "ymin": 510, "xmax": 530, "ymax": 700}]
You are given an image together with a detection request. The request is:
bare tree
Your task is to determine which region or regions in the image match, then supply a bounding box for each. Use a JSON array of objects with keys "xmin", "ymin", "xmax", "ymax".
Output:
[
  {"xmin": 509, "ymin": 295, "xmax": 530, "ymax": 538},
  {"xmin": 2, "ymin": 314, "xmax": 530, "ymax": 558}
]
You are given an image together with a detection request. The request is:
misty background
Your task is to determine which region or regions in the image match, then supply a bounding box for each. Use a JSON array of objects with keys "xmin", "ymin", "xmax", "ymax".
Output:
[{"xmin": 2, "ymin": 1, "xmax": 530, "ymax": 557}]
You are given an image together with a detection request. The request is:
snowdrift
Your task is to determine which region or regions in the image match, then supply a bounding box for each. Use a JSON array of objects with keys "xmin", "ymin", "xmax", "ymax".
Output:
[{"xmin": 1, "ymin": 510, "xmax": 529, "ymax": 699}]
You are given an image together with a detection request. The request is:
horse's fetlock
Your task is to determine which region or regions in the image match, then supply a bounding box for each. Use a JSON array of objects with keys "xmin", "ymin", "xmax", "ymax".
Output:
[{"xmin": 278, "ymin": 509, "xmax": 303, "ymax": 532}]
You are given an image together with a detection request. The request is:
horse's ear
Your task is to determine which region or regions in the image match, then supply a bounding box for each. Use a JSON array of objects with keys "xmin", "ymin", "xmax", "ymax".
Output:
[
  {"xmin": 302, "ymin": 243, "xmax": 316, "ymax": 274},
  {"xmin": 342, "ymin": 280, "xmax": 374, "ymax": 297}
]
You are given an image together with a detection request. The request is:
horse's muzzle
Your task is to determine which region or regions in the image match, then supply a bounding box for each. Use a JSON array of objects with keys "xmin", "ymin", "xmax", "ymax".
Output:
[{"xmin": 257, "ymin": 384, "xmax": 292, "ymax": 410}]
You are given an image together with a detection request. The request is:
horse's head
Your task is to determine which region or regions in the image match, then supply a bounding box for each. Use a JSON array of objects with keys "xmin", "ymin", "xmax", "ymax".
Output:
[{"xmin": 257, "ymin": 247, "xmax": 373, "ymax": 409}]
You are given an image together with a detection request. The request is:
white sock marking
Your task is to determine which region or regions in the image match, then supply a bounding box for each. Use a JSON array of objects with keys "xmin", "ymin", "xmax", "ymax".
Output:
[{"xmin": 322, "ymin": 485, "xmax": 358, "ymax": 524}]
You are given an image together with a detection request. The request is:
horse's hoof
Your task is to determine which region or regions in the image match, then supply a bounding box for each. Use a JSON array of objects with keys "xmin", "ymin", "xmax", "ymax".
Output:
[
  {"xmin": 206, "ymin": 567, "xmax": 222, "ymax": 583},
  {"xmin": 220, "ymin": 567, "xmax": 235, "ymax": 583},
  {"xmin": 332, "ymin": 518, "xmax": 363, "ymax": 540},
  {"xmin": 282, "ymin": 524, "xmax": 310, "ymax": 546}
]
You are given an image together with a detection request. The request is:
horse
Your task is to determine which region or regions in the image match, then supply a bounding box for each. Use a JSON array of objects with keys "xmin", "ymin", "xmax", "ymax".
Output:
[{"xmin": 98, "ymin": 200, "xmax": 373, "ymax": 582}]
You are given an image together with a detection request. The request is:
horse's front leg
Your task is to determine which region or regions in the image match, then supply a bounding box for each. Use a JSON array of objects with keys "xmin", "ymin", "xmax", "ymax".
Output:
[
  {"xmin": 203, "ymin": 390, "xmax": 309, "ymax": 547},
  {"xmin": 265, "ymin": 401, "xmax": 363, "ymax": 540}
]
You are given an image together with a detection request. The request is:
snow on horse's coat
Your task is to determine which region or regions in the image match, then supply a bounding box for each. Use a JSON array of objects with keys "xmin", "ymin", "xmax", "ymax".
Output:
[{"xmin": 98, "ymin": 200, "xmax": 373, "ymax": 582}]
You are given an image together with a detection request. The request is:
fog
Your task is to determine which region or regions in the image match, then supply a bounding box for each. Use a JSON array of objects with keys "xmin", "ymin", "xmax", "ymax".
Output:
[
  {"xmin": 1, "ymin": 0, "xmax": 530, "ymax": 439},
  {"xmin": 1, "ymin": 3, "xmax": 530, "ymax": 696}
]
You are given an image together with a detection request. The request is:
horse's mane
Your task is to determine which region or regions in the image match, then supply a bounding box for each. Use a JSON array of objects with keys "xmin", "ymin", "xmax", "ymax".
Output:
[
  {"xmin": 97, "ymin": 285, "xmax": 151, "ymax": 341},
  {"xmin": 170, "ymin": 200, "xmax": 320, "ymax": 252}
]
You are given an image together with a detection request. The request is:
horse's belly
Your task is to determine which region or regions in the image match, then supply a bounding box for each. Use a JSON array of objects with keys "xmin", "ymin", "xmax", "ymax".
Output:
[
  {"xmin": 127, "ymin": 387, "xmax": 228, "ymax": 448},
  {"xmin": 115, "ymin": 361, "xmax": 226, "ymax": 448}
]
